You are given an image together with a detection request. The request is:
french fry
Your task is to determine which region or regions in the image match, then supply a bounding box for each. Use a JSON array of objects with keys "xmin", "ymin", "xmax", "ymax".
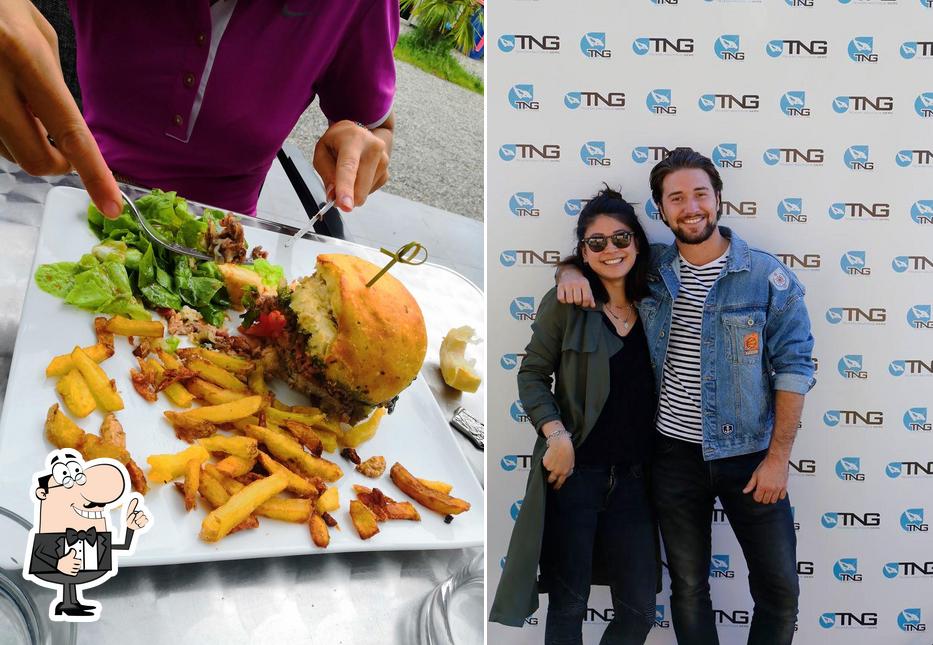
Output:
[
  {"xmin": 418, "ymin": 479, "xmax": 454, "ymax": 495},
  {"xmin": 156, "ymin": 348, "xmax": 183, "ymax": 370},
  {"xmin": 242, "ymin": 424, "xmax": 343, "ymax": 482},
  {"xmin": 179, "ymin": 395, "xmax": 262, "ymax": 423},
  {"xmin": 145, "ymin": 358, "xmax": 194, "ymax": 407},
  {"xmin": 185, "ymin": 358, "xmax": 249, "ymax": 393},
  {"xmin": 71, "ymin": 345, "xmax": 123, "ymax": 411},
  {"xmin": 164, "ymin": 410, "xmax": 219, "ymax": 443},
  {"xmin": 315, "ymin": 486, "xmax": 340, "ymax": 514},
  {"xmin": 384, "ymin": 500, "xmax": 422, "ymax": 521},
  {"xmin": 183, "ymin": 459, "xmax": 200, "ymax": 511},
  {"xmin": 198, "ymin": 469, "xmax": 233, "ymax": 508},
  {"xmin": 55, "ymin": 369, "xmax": 97, "ymax": 418},
  {"xmin": 198, "ymin": 434, "xmax": 259, "ymax": 460},
  {"xmin": 94, "ymin": 317, "xmax": 115, "ymax": 352},
  {"xmin": 247, "ymin": 363, "xmax": 267, "ymax": 395},
  {"xmin": 196, "ymin": 473, "xmax": 260, "ymax": 534},
  {"xmin": 46, "ymin": 343, "xmax": 113, "ymax": 377},
  {"xmin": 186, "ymin": 378, "xmax": 249, "ymax": 405},
  {"xmin": 270, "ymin": 398, "xmax": 290, "ymax": 411},
  {"xmin": 349, "ymin": 500, "xmax": 380, "ymax": 540},
  {"xmin": 44, "ymin": 404, "xmax": 85, "ymax": 449},
  {"xmin": 216, "ymin": 455, "xmax": 256, "ymax": 478},
  {"xmin": 252, "ymin": 497, "xmax": 313, "ymax": 523},
  {"xmin": 265, "ymin": 406, "xmax": 324, "ymax": 428},
  {"xmin": 147, "ymin": 445, "xmax": 210, "ymax": 484},
  {"xmin": 180, "ymin": 347, "xmax": 254, "ymax": 375},
  {"xmin": 389, "ymin": 463, "xmax": 471, "ymax": 516},
  {"xmin": 352, "ymin": 485, "xmax": 420, "ymax": 522},
  {"xmin": 104, "ymin": 315, "xmax": 164, "ymax": 338},
  {"xmin": 309, "ymin": 513, "xmax": 330, "ymax": 548},
  {"xmin": 99, "ymin": 413, "xmax": 126, "ymax": 448},
  {"xmin": 339, "ymin": 408, "xmax": 387, "ymax": 448},
  {"xmin": 257, "ymin": 452, "xmax": 318, "ymax": 498},
  {"xmin": 281, "ymin": 420, "xmax": 324, "ymax": 456},
  {"xmin": 199, "ymin": 472, "xmax": 288, "ymax": 542},
  {"xmin": 126, "ymin": 459, "xmax": 148, "ymax": 495},
  {"xmin": 81, "ymin": 434, "xmax": 131, "ymax": 463}
]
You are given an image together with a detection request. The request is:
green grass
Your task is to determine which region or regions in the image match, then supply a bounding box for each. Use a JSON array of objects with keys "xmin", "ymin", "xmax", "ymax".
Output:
[{"xmin": 394, "ymin": 31, "xmax": 483, "ymax": 94}]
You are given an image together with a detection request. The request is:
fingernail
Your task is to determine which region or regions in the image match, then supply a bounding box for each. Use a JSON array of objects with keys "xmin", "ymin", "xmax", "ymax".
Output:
[
  {"xmin": 325, "ymin": 184, "xmax": 335, "ymax": 199},
  {"xmin": 103, "ymin": 200, "xmax": 122, "ymax": 218},
  {"xmin": 340, "ymin": 196, "xmax": 353, "ymax": 211}
]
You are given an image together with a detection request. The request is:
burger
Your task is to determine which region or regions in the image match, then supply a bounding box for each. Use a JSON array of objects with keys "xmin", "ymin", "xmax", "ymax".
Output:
[{"xmin": 245, "ymin": 254, "xmax": 427, "ymax": 423}]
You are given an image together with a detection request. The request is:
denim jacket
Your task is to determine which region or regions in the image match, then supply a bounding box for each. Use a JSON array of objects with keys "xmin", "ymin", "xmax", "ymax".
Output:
[{"xmin": 638, "ymin": 227, "xmax": 815, "ymax": 461}]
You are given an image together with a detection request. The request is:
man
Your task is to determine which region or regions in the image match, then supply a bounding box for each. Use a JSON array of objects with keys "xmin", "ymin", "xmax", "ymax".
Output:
[
  {"xmin": 0, "ymin": 0, "xmax": 396, "ymax": 219},
  {"xmin": 557, "ymin": 147, "xmax": 815, "ymax": 644},
  {"xmin": 25, "ymin": 450, "xmax": 149, "ymax": 619}
]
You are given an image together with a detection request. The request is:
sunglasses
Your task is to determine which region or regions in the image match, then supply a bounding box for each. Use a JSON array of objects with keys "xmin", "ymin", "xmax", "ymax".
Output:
[{"xmin": 582, "ymin": 231, "xmax": 633, "ymax": 252}]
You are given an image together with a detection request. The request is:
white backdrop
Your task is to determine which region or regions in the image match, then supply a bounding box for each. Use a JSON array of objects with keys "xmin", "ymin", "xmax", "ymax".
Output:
[{"xmin": 486, "ymin": 2, "xmax": 933, "ymax": 644}]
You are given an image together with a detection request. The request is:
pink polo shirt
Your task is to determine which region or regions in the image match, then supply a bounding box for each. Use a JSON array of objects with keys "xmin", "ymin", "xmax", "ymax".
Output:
[{"xmin": 68, "ymin": 0, "xmax": 398, "ymax": 214}]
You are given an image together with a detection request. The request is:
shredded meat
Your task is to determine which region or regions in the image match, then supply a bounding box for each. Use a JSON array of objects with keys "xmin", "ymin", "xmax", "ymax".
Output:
[
  {"xmin": 250, "ymin": 245, "xmax": 268, "ymax": 260},
  {"xmin": 130, "ymin": 369, "xmax": 158, "ymax": 402},
  {"xmin": 206, "ymin": 213, "xmax": 248, "ymax": 264}
]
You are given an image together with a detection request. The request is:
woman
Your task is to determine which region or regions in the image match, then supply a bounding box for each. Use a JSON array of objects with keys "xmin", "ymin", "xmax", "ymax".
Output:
[{"xmin": 490, "ymin": 187, "xmax": 659, "ymax": 644}]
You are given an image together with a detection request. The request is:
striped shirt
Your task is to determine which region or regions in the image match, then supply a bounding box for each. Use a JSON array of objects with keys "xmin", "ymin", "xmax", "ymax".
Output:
[{"xmin": 656, "ymin": 248, "xmax": 730, "ymax": 443}]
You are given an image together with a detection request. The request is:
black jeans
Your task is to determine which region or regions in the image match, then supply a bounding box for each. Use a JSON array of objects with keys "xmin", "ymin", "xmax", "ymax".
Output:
[
  {"xmin": 540, "ymin": 464, "xmax": 656, "ymax": 645},
  {"xmin": 652, "ymin": 435, "xmax": 798, "ymax": 645}
]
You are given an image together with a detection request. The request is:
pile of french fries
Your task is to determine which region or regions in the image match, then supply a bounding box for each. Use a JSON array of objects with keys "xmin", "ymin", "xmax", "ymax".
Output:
[
  {"xmin": 44, "ymin": 316, "xmax": 151, "ymax": 492},
  {"xmin": 43, "ymin": 313, "xmax": 473, "ymax": 548}
]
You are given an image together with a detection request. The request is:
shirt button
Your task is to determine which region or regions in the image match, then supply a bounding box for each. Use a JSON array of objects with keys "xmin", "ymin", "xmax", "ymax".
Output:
[
  {"xmin": 747, "ymin": 318, "xmax": 754, "ymax": 326},
  {"xmin": 196, "ymin": 33, "xmax": 206, "ymax": 46},
  {"xmin": 183, "ymin": 73, "xmax": 196, "ymax": 87},
  {"xmin": 660, "ymin": 331, "xmax": 666, "ymax": 337},
  {"xmin": 173, "ymin": 114, "xmax": 184, "ymax": 126}
]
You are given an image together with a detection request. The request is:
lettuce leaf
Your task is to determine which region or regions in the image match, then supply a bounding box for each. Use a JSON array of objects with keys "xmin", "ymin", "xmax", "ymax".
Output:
[
  {"xmin": 35, "ymin": 262, "xmax": 78, "ymax": 298},
  {"xmin": 247, "ymin": 258, "xmax": 285, "ymax": 289}
]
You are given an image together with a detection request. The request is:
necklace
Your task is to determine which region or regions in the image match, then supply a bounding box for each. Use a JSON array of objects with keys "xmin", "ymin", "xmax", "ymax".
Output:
[{"xmin": 604, "ymin": 302, "xmax": 634, "ymax": 332}]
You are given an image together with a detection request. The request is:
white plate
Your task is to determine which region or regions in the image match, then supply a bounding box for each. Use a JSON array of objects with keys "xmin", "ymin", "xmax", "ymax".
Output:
[{"xmin": 0, "ymin": 186, "xmax": 484, "ymax": 566}]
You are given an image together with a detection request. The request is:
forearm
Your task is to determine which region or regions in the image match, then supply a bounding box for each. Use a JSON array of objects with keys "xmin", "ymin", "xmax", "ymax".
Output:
[{"xmin": 767, "ymin": 391, "xmax": 805, "ymax": 461}]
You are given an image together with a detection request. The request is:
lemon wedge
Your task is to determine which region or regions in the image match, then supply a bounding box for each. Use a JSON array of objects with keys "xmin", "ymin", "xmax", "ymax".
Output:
[{"xmin": 440, "ymin": 326, "xmax": 482, "ymax": 393}]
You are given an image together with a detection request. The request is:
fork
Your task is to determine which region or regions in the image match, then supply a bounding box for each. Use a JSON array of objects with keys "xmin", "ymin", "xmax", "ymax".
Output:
[{"xmin": 120, "ymin": 188, "xmax": 250, "ymax": 264}]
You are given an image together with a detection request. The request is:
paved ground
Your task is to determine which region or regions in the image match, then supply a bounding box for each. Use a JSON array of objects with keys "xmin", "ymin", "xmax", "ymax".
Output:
[{"xmin": 286, "ymin": 35, "xmax": 484, "ymax": 222}]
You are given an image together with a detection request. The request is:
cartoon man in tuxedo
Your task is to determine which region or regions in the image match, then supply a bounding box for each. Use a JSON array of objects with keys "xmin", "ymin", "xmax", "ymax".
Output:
[{"xmin": 23, "ymin": 450, "xmax": 150, "ymax": 621}]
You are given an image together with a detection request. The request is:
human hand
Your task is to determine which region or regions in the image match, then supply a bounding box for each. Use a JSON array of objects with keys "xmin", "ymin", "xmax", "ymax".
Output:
[
  {"xmin": 742, "ymin": 454, "xmax": 789, "ymax": 504},
  {"xmin": 56, "ymin": 548, "xmax": 81, "ymax": 576},
  {"xmin": 542, "ymin": 428, "xmax": 575, "ymax": 490},
  {"xmin": 556, "ymin": 264, "xmax": 595, "ymax": 308},
  {"xmin": 0, "ymin": 0, "xmax": 121, "ymax": 217},
  {"xmin": 124, "ymin": 496, "xmax": 149, "ymax": 530},
  {"xmin": 313, "ymin": 119, "xmax": 390, "ymax": 213}
]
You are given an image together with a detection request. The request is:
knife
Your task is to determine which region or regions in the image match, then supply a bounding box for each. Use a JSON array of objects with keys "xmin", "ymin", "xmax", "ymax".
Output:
[{"xmin": 285, "ymin": 199, "xmax": 336, "ymax": 247}]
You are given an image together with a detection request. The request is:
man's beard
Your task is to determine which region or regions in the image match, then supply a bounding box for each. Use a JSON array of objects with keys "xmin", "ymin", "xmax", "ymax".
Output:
[{"xmin": 670, "ymin": 216, "xmax": 717, "ymax": 245}]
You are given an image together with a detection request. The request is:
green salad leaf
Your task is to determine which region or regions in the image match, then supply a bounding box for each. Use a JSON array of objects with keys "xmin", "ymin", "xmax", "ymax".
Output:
[
  {"xmin": 36, "ymin": 188, "xmax": 285, "ymax": 329},
  {"xmin": 35, "ymin": 262, "xmax": 78, "ymax": 298}
]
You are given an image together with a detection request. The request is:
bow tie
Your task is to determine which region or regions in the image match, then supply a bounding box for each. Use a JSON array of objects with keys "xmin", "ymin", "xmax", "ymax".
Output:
[{"xmin": 65, "ymin": 527, "xmax": 98, "ymax": 546}]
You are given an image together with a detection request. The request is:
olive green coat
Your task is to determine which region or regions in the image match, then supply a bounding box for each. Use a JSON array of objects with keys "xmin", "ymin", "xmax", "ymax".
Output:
[{"xmin": 489, "ymin": 287, "xmax": 628, "ymax": 627}]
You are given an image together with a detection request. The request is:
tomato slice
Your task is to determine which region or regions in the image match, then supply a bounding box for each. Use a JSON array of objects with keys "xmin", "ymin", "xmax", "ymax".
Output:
[{"xmin": 243, "ymin": 310, "xmax": 287, "ymax": 338}]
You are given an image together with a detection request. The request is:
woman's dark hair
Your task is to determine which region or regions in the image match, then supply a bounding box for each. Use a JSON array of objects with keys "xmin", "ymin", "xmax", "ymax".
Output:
[
  {"xmin": 649, "ymin": 146, "xmax": 724, "ymax": 220},
  {"xmin": 557, "ymin": 185, "xmax": 651, "ymax": 304}
]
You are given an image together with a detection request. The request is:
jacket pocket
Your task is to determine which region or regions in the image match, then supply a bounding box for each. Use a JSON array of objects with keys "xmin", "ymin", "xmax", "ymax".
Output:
[{"xmin": 721, "ymin": 309, "xmax": 766, "ymax": 365}]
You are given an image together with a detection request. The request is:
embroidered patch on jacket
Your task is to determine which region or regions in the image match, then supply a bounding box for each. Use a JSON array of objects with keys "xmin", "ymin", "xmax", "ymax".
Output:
[
  {"xmin": 744, "ymin": 332, "xmax": 760, "ymax": 355},
  {"xmin": 769, "ymin": 269, "xmax": 789, "ymax": 291},
  {"xmin": 721, "ymin": 424, "xmax": 734, "ymax": 435}
]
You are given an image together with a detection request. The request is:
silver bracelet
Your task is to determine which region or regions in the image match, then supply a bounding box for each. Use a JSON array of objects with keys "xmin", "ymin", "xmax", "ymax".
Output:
[{"xmin": 545, "ymin": 427, "xmax": 570, "ymax": 446}]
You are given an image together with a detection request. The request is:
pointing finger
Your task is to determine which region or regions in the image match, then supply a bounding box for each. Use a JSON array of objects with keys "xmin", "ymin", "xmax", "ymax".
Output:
[
  {"xmin": 126, "ymin": 497, "xmax": 138, "ymax": 517},
  {"xmin": 16, "ymin": 49, "xmax": 121, "ymax": 218},
  {"xmin": 333, "ymin": 137, "xmax": 363, "ymax": 212}
]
